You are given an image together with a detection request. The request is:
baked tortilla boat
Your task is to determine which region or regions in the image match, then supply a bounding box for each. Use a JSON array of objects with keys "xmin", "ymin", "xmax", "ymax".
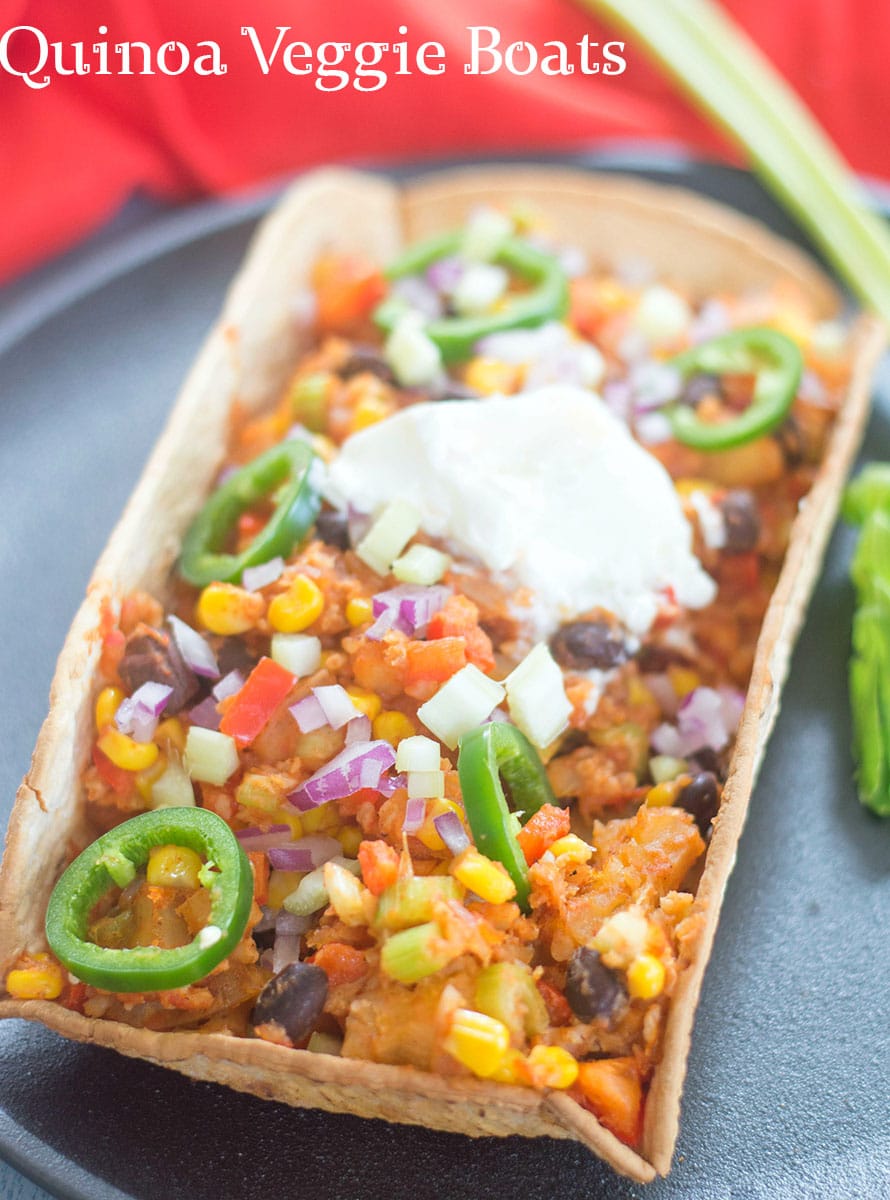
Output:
[{"xmin": 0, "ymin": 167, "xmax": 884, "ymax": 1183}]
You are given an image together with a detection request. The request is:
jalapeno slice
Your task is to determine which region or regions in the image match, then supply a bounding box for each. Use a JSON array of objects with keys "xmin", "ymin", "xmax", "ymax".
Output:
[
  {"xmin": 178, "ymin": 439, "xmax": 320, "ymax": 588},
  {"xmin": 457, "ymin": 723, "xmax": 556, "ymax": 912},
  {"xmin": 374, "ymin": 232, "xmax": 569, "ymax": 363},
  {"xmin": 667, "ymin": 327, "xmax": 803, "ymax": 451},
  {"xmin": 45, "ymin": 807, "xmax": 253, "ymax": 992}
]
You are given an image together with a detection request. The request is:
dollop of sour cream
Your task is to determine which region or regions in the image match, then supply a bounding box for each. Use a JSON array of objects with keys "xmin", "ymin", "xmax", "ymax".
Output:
[{"xmin": 325, "ymin": 385, "xmax": 716, "ymax": 636}]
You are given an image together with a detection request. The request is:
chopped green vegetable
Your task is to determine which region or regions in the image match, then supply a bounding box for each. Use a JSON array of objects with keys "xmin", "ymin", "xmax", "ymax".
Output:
[
  {"xmin": 583, "ymin": 0, "xmax": 890, "ymax": 321},
  {"xmin": 842, "ymin": 463, "xmax": 890, "ymax": 526}
]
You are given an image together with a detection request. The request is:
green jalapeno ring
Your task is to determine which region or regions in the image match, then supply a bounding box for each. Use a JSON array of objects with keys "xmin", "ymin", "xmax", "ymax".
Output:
[
  {"xmin": 457, "ymin": 723, "xmax": 557, "ymax": 913},
  {"xmin": 373, "ymin": 231, "xmax": 570, "ymax": 363},
  {"xmin": 178, "ymin": 439, "xmax": 320, "ymax": 588},
  {"xmin": 667, "ymin": 326, "xmax": 803, "ymax": 452},
  {"xmin": 45, "ymin": 807, "xmax": 254, "ymax": 992}
]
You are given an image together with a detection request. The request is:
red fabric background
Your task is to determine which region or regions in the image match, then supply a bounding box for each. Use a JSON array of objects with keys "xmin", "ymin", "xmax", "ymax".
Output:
[{"xmin": 2, "ymin": 0, "xmax": 888, "ymax": 284}]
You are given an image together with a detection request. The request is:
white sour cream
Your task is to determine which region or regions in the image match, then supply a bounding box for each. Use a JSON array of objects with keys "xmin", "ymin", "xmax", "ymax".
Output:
[{"xmin": 324, "ymin": 385, "xmax": 716, "ymax": 636}]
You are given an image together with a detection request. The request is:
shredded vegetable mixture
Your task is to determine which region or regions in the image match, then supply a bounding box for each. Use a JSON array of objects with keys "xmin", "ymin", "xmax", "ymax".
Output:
[{"xmin": 6, "ymin": 205, "xmax": 854, "ymax": 1148}]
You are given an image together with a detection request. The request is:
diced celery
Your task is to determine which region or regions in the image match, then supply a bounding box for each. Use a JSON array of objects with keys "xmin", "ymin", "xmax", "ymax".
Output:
[
  {"xmin": 474, "ymin": 962, "xmax": 549, "ymax": 1042},
  {"xmin": 283, "ymin": 856, "xmax": 361, "ymax": 916},
  {"xmin": 373, "ymin": 877, "xmax": 462, "ymax": 932},
  {"xmin": 271, "ymin": 633, "xmax": 322, "ymax": 677},
  {"xmin": 380, "ymin": 921, "xmax": 453, "ymax": 983},
  {"xmin": 97, "ymin": 848, "xmax": 136, "ymax": 889},
  {"xmin": 504, "ymin": 644, "xmax": 571, "ymax": 750},
  {"xmin": 149, "ymin": 756, "xmax": 196, "ymax": 808},
  {"xmin": 356, "ymin": 499, "xmax": 421, "ymax": 576},
  {"xmin": 184, "ymin": 727, "xmax": 239, "ymax": 786},
  {"xmin": 417, "ymin": 665, "xmax": 505, "ymax": 750},
  {"xmin": 392, "ymin": 544, "xmax": 451, "ymax": 586},
  {"xmin": 384, "ymin": 313, "xmax": 442, "ymax": 388},
  {"xmin": 307, "ymin": 1031, "xmax": 343, "ymax": 1056},
  {"xmin": 407, "ymin": 770, "xmax": 445, "ymax": 800},
  {"xmin": 649, "ymin": 754, "xmax": 689, "ymax": 785},
  {"xmin": 395, "ymin": 734, "xmax": 441, "ymax": 773},
  {"xmin": 461, "ymin": 207, "xmax": 513, "ymax": 262}
]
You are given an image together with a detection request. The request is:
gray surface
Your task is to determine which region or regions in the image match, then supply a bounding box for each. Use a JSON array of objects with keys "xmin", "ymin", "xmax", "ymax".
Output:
[{"xmin": 1, "ymin": 155, "xmax": 889, "ymax": 1199}]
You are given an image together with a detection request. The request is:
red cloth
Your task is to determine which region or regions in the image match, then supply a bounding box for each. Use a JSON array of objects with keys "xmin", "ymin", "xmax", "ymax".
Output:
[{"xmin": 3, "ymin": 0, "xmax": 889, "ymax": 284}]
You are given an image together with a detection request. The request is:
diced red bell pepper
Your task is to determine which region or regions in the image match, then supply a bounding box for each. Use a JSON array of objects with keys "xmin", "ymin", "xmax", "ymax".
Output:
[
  {"xmin": 404, "ymin": 637, "xmax": 467, "ymax": 686},
  {"xmin": 357, "ymin": 839, "xmax": 399, "ymax": 896},
  {"xmin": 311, "ymin": 253, "xmax": 387, "ymax": 333},
  {"xmin": 516, "ymin": 804, "xmax": 571, "ymax": 865},
  {"xmin": 219, "ymin": 657, "xmax": 295, "ymax": 747},
  {"xmin": 576, "ymin": 1058, "xmax": 645, "ymax": 1147},
  {"xmin": 309, "ymin": 943, "xmax": 369, "ymax": 988},
  {"xmin": 91, "ymin": 744, "xmax": 134, "ymax": 797},
  {"xmin": 426, "ymin": 594, "xmax": 495, "ymax": 674}
]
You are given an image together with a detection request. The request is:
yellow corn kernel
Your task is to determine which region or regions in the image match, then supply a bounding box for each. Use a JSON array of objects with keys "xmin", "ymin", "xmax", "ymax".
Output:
[
  {"xmin": 337, "ymin": 825, "xmax": 363, "ymax": 857},
  {"xmin": 489, "ymin": 1048, "xmax": 529, "ymax": 1085},
  {"xmin": 300, "ymin": 803, "xmax": 338, "ymax": 834},
  {"xmin": 627, "ymin": 953, "xmax": 666, "ymax": 1000},
  {"xmin": 197, "ymin": 582, "xmax": 265, "ymax": 635},
  {"xmin": 5, "ymin": 954, "xmax": 65, "ymax": 1001},
  {"xmin": 345, "ymin": 686, "xmax": 382, "ymax": 720},
  {"xmin": 271, "ymin": 809, "xmax": 304, "ymax": 838},
  {"xmin": 645, "ymin": 775, "xmax": 692, "ymax": 808},
  {"xmin": 323, "ymin": 861, "xmax": 369, "ymax": 926},
  {"xmin": 95, "ymin": 686, "xmax": 124, "ymax": 731},
  {"xmin": 416, "ymin": 799, "xmax": 464, "ymax": 852},
  {"xmin": 593, "ymin": 910, "xmax": 651, "ymax": 969},
  {"xmin": 549, "ymin": 834, "xmax": 593, "ymax": 864},
  {"xmin": 674, "ymin": 477, "xmax": 717, "ymax": 499},
  {"xmin": 345, "ymin": 597, "xmax": 374, "ymax": 627},
  {"xmin": 464, "ymin": 356, "xmax": 521, "ymax": 396},
  {"xmin": 349, "ymin": 393, "xmax": 392, "ymax": 433},
  {"xmin": 136, "ymin": 750, "xmax": 168, "ymax": 802},
  {"xmin": 97, "ymin": 728, "xmax": 159, "ymax": 772},
  {"xmin": 525, "ymin": 1044, "xmax": 579, "ymax": 1090},
  {"xmin": 155, "ymin": 717, "xmax": 186, "ymax": 754},
  {"xmin": 443, "ymin": 1008, "xmax": 510, "ymax": 1078},
  {"xmin": 268, "ymin": 575, "xmax": 324, "ymax": 633},
  {"xmin": 268, "ymin": 869, "xmax": 306, "ymax": 909},
  {"xmin": 450, "ymin": 848, "xmax": 516, "ymax": 904},
  {"xmin": 373, "ymin": 710, "xmax": 415, "ymax": 747},
  {"xmin": 669, "ymin": 666, "xmax": 700, "ymax": 698},
  {"xmin": 626, "ymin": 676, "xmax": 655, "ymax": 709},
  {"xmin": 146, "ymin": 844, "xmax": 204, "ymax": 890},
  {"xmin": 237, "ymin": 772, "xmax": 286, "ymax": 815}
]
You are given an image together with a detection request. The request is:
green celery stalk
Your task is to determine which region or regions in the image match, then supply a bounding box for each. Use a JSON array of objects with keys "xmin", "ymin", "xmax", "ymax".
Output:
[{"xmin": 582, "ymin": 0, "xmax": 890, "ymax": 320}]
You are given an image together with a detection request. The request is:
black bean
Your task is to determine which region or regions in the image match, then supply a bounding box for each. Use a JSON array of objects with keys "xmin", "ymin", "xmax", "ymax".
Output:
[
  {"xmin": 550, "ymin": 620, "xmax": 629, "ymax": 671},
  {"xmin": 678, "ymin": 772, "xmax": 720, "ymax": 835},
  {"xmin": 337, "ymin": 345, "xmax": 396, "ymax": 384},
  {"xmin": 679, "ymin": 372, "xmax": 722, "ymax": 408},
  {"xmin": 217, "ymin": 635, "xmax": 260, "ymax": 679},
  {"xmin": 315, "ymin": 507, "xmax": 351, "ymax": 550},
  {"xmin": 251, "ymin": 962, "xmax": 328, "ymax": 1048},
  {"xmin": 564, "ymin": 947, "xmax": 626, "ymax": 1023},
  {"xmin": 118, "ymin": 624, "xmax": 199, "ymax": 715},
  {"xmin": 720, "ymin": 490, "xmax": 761, "ymax": 554},
  {"xmin": 688, "ymin": 746, "xmax": 722, "ymax": 777}
]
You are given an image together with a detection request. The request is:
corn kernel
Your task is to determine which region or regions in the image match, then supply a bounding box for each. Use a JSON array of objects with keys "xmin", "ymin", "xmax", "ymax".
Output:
[
  {"xmin": 268, "ymin": 575, "xmax": 324, "ymax": 633},
  {"xmin": 97, "ymin": 728, "xmax": 160, "ymax": 772},
  {"xmin": 443, "ymin": 1008, "xmax": 510, "ymax": 1078},
  {"xmin": 549, "ymin": 834, "xmax": 593, "ymax": 864},
  {"xmin": 5, "ymin": 954, "xmax": 65, "ymax": 1001},
  {"xmin": 197, "ymin": 582, "xmax": 265, "ymax": 635},
  {"xmin": 95, "ymin": 686, "xmax": 124, "ymax": 731},
  {"xmin": 136, "ymin": 750, "xmax": 168, "ymax": 801},
  {"xmin": 338, "ymin": 825, "xmax": 363, "ymax": 857},
  {"xmin": 627, "ymin": 953, "xmax": 666, "ymax": 1000},
  {"xmin": 645, "ymin": 775, "xmax": 692, "ymax": 808},
  {"xmin": 525, "ymin": 1044, "xmax": 579, "ymax": 1090},
  {"xmin": 146, "ymin": 844, "xmax": 204, "ymax": 890},
  {"xmin": 464, "ymin": 356, "xmax": 521, "ymax": 396},
  {"xmin": 345, "ymin": 597, "xmax": 374, "ymax": 627},
  {"xmin": 674, "ymin": 477, "xmax": 717, "ymax": 499},
  {"xmin": 300, "ymin": 803, "xmax": 338, "ymax": 834},
  {"xmin": 416, "ymin": 798, "xmax": 464, "ymax": 852},
  {"xmin": 271, "ymin": 809, "xmax": 304, "ymax": 838},
  {"xmin": 668, "ymin": 667, "xmax": 700, "ymax": 699},
  {"xmin": 593, "ymin": 910, "xmax": 651, "ymax": 969},
  {"xmin": 626, "ymin": 676, "xmax": 655, "ymax": 709},
  {"xmin": 268, "ymin": 869, "xmax": 305, "ymax": 909},
  {"xmin": 451, "ymin": 848, "xmax": 516, "ymax": 904},
  {"xmin": 323, "ymin": 861, "xmax": 370, "ymax": 926},
  {"xmin": 488, "ymin": 1048, "xmax": 528, "ymax": 1085},
  {"xmin": 350, "ymin": 393, "xmax": 392, "ymax": 433},
  {"xmin": 237, "ymin": 771, "xmax": 286, "ymax": 815},
  {"xmin": 155, "ymin": 717, "xmax": 186, "ymax": 753},
  {"xmin": 373, "ymin": 710, "xmax": 415, "ymax": 746},
  {"xmin": 345, "ymin": 686, "xmax": 382, "ymax": 720}
]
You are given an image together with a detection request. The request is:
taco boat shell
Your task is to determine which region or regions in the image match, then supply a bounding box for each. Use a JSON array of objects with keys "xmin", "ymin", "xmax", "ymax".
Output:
[{"xmin": 0, "ymin": 167, "xmax": 884, "ymax": 1183}]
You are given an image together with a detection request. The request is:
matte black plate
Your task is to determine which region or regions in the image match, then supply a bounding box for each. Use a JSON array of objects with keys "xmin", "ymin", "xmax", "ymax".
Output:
[{"xmin": 2, "ymin": 149, "xmax": 889, "ymax": 1200}]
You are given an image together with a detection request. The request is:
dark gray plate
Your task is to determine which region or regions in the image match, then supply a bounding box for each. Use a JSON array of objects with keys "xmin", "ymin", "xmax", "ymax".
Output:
[{"xmin": 2, "ymin": 150, "xmax": 889, "ymax": 1200}]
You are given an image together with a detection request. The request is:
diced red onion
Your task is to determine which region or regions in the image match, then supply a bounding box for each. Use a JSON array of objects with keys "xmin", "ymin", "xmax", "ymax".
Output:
[
  {"xmin": 212, "ymin": 670, "xmax": 245, "ymax": 702},
  {"xmin": 345, "ymin": 715, "xmax": 372, "ymax": 746},
  {"xmin": 369, "ymin": 584, "xmax": 450, "ymax": 641},
  {"xmin": 131, "ymin": 682, "xmax": 174, "ymax": 717},
  {"xmin": 236, "ymin": 824, "xmax": 293, "ymax": 852},
  {"xmin": 254, "ymin": 905, "xmax": 279, "ymax": 934},
  {"xmin": 717, "ymin": 686, "xmax": 746, "ymax": 731},
  {"xmin": 426, "ymin": 255, "xmax": 464, "ymax": 294},
  {"xmin": 391, "ymin": 275, "xmax": 443, "ymax": 321},
  {"xmin": 314, "ymin": 685, "xmax": 362, "ymax": 730},
  {"xmin": 242, "ymin": 557, "xmax": 285, "ymax": 592},
  {"xmin": 484, "ymin": 707, "xmax": 510, "ymax": 723},
  {"xmin": 276, "ymin": 911, "xmax": 311, "ymax": 936},
  {"xmin": 187, "ymin": 695, "xmax": 221, "ymax": 731},
  {"xmin": 268, "ymin": 835, "xmax": 342, "ymax": 871},
  {"xmin": 433, "ymin": 810, "xmax": 470, "ymax": 856},
  {"xmin": 402, "ymin": 796, "xmax": 426, "ymax": 834},
  {"xmin": 629, "ymin": 362, "xmax": 682, "ymax": 414},
  {"xmin": 259, "ymin": 948, "xmax": 275, "ymax": 972},
  {"xmin": 215, "ymin": 463, "xmax": 239, "ymax": 487},
  {"xmin": 287, "ymin": 740, "xmax": 397, "ymax": 810},
  {"xmin": 114, "ymin": 682, "xmax": 173, "ymax": 743},
  {"xmin": 169, "ymin": 615, "xmax": 219, "ymax": 680},
  {"xmin": 289, "ymin": 693, "xmax": 328, "ymax": 734},
  {"xmin": 378, "ymin": 772, "xmax": 406, "ymax": 798},
  {"xmin": 272, "ymin": 933, "xmax": 303, "ymax": 975},
  {"xmin": 651, "ymin": 685, "xmax": 743, "ymax": 758}
]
